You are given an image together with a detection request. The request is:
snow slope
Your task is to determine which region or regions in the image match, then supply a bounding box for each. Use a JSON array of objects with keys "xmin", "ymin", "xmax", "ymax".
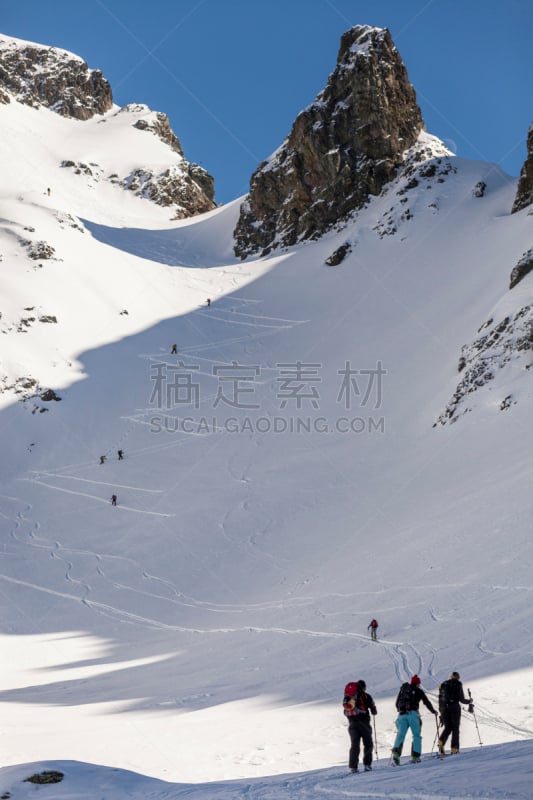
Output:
[
  {"xmin": 2, "ymin": 742, "xmax": 533, "ymax": 800},
  {"xmin": 0, "ymin": 44, "xmax": 532, "ymax": 800}
]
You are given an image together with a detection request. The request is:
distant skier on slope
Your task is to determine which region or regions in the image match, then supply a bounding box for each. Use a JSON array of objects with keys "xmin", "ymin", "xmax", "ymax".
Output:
[
  {"xmin": 111, "ymin": 494, "xmax": 117, "ymax": 506},
  {"xmin": 438, "ymin": 671, "xmax": 473, "ymax": 755},
  {"xmin": 99, "ymin": 455, "xmax": 106, "ymax": 465},
  {"xmin": 171, "ymin": 344, "xmax": 178, "ymax": 354},
  {"xmin": 206, "ymin": 298, "xmax": 211, "ymax": 307},
  {"xmin": 117, "ymin": 449, "xmax": 124, "ymax": 460},
  {"xmin": 343, "ymin": 679, "xmax": 377, "ymax": 773},
  {"xmin": 367, "ymin": 618, "xmax": 378, "ymax": 640},
  {"xmin": 391, "ymin": 674, "xmax": 437, "ymax": 765}
]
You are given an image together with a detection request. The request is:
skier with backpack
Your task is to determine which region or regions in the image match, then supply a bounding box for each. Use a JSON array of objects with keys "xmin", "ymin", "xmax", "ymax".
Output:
[
  {"xmin": 438, "ymin": 671, "xmax": 473, "ymax": 755},
  {"xmin": 367, "ymin": 619, "xmax": 378, "ymax": 640},
  {"xmin": 391, "ymin": 674, "xmax": 437, "ymax": 765},
  {"xmin": 343, "ymin": 679, "xmax": 378, "ymax": 773}
]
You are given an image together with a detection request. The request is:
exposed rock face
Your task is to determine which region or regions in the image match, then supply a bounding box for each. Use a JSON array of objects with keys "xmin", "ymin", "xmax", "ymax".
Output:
[
  {"xmin": 234, "ymin": 25, "xmax": 424, "ymax": 258},
  {"xmin": 122, "ymin": 164, "xmax": 215, "ymax": 218},
  {"xmin": 510, "ymin": 248, "xmax": 533, "ymax": 289},
  {"xmin": 0, "ymin": 35, "xmax": 112, "ymax": 119},
  {"xmin": 512, "ymin": 123, "xmax": 533, "ymax": 213},
  {"xmin": 133, "ymin": 111, "xmax": 184, "ymax": 155},
  {"xmin": 129, "ymin": 107, "xmax": 215, "ymax": 214},
  {"xmin": 435, "ymin": 307, "xmax": 533, "ymax": 425},
  {"xmin": 56, "ymin": 104, "xmax": 216, "ymax": 217}
]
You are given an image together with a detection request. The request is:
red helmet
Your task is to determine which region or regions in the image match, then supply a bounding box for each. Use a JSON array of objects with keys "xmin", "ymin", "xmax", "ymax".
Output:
[{"xmin": 410, "ymin": 675, "xmax": 421, "ymax": 686}]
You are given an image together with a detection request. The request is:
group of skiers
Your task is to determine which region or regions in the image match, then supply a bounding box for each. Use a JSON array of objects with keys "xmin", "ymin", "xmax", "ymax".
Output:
[
  {"xmin": 99, "ymin": 450, "xmax": 123, "ymax": 465},
  {"xmin": 343, "ymin": 671, "xmax": 475, "ymax": 773},
  {"xmin": 98, "ymin": 450, "xmax": 124, "ymax": 505}
]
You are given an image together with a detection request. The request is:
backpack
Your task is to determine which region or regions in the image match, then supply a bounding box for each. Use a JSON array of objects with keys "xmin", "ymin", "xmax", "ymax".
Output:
[
  {"xmin": 343, "ymin": 681, "xmax": 367, "ymax": 717},
  {"xmin": 439, "ymin": 679, "xmax": 460, "ymax": 709},
  {"xmin": 370, "ymin": 619, "xmax": 378, "ymax": 628},
  {"xmin": 396, "ymin": 682, "xmax": 417, "ymax": 713}
]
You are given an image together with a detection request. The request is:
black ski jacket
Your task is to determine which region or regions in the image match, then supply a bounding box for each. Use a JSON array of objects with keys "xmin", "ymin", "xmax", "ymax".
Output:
[{"xmin": 439, "ymin": 678, "xmax": 469, "ymax": 710}]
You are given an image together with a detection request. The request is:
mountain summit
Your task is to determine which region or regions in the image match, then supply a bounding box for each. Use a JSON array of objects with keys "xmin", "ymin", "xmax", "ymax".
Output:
[
  {"xmin": 0, "ymin": 34, "xmax": 215, "ymax": 218},
  {"xmin": 234, "ymin": 25, "xmax": 425, "ymax": 257},
  {"xmin": 0, "ymin": 34, "xmax": 112, "ymax": 119}
]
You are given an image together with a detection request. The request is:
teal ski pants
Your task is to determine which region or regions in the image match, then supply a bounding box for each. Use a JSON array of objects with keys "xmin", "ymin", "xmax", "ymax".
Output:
[{"xmin": 393, "ymin": 711, "xmax": 422, "ymax": 756}]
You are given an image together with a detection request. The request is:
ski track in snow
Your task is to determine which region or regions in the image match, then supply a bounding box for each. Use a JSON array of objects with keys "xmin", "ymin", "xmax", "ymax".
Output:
[
  {"xmin": 5, "ymin": 444, "xmax": 533, "ymax": 754},
  {"xmin": 28, "ymin": 471, "xmax": 164, "ymax": 493},
  {"xmin": 5, "ymin": 492, "xmax": 533, "ymax": 640},
  {"xmin": 127, "ymin": 299, "xmax": 311, "ymax": 441},
  {"xmin": 4, "ymin": 502, "xmax": 533, "ymax": 754},
  {"xmin": 475, "ymin": 620, "xmax": 514, "ymax": 656},
  {"xmin": 142, "ymin": 298, "xmax": 309, "ymax": 361},
  {"xmin": 7, "ymin": 495, "xmax": 530, "ymax": 637},
  {"xmin": 19, "ymin": 477, "xmax": 174, "ymax": 516}
]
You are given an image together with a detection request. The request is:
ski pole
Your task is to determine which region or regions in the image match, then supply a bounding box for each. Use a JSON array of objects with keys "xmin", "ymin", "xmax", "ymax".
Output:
[
  {"xmin": 373, "ymin": 715, "xmax": 379, "ymax": 760},
  {"xmin": 431, "ymin": 713, "xmax": 439, "ymax": 753},
  {"xmin": 468, "ymin": 689, "xmax": 482, "ymax": 746}
]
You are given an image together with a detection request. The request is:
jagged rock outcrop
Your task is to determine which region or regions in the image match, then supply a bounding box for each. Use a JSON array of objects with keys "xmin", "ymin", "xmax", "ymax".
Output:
[
  {"xmin": 0, "ymin": 35, "xmax": 112, "ymax": 119},
  {"xmin": 57, "ymin": 106, "xmax": 215, "ymax": 217},
  {"xmin": 510, "ymin": 248, "xmax": 533, "ymax": 289},
  {"xmin": 234, "ymin": 25, "xmax": 424, "ymax": 258},
  {"xmin": 435, "ymin": 307, "xmax": 533, "ymax": 425},
  {"xmin": 133, "ymin": 110, "xmax": 184, "ymax": 155},
  {"xmin": 122, "ymin": 164, "xmax": 215, "ymax": 218},
  {"xmin": 512, "ymin": 123, "xmax": 533, "ymax": 213},
  {"xmin": 128, "ymin": 106, "xmax": 215, "ymax": 214}
]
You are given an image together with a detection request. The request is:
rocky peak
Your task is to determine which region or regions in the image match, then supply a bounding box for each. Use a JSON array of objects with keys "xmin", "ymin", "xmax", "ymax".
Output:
[
  {"xmin": 512, "ymin": 122, "xmax": 533, "ymax": 213},
  {"xmin": 234, "ymin": 25, "xmax": 425, "ymax": 258},
  {"xmin": 111, "ymin": 105, "xmax": 215, "ymax": 217},
  {"xmin": 132, "ymin": 108, "xmax": 184, "ymax": 156},
  {"xmin": 0, "ymin": 34, "xmax": 112, "ymax": 119}
]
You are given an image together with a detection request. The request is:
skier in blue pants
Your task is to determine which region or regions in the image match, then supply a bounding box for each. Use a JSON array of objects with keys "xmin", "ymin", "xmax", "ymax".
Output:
[{"xmin": 392, "ymin": 675, "xmax": 437, "ymax": 765}]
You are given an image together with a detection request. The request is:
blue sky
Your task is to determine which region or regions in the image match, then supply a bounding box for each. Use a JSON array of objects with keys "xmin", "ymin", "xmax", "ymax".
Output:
[{"xmin": 3, "ymin": 0, "xmax": 532, "ymax": 203}]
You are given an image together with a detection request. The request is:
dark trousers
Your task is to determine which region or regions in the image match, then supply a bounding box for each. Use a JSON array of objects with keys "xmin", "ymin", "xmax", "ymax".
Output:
[
  {"xmin": 440, "ymin": 704, "xmax": 461, "ymax": 750},
  {"xmin": 348, "ymin": 717, "xmax": 373, "ymax": 769}
]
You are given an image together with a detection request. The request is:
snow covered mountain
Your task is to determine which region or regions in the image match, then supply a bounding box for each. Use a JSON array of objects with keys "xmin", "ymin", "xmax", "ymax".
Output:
[
  {"xmin": 0, "ymin": 34, "xmax": 215, "ymax": 223},
  {"xmin": 0, "ymin": 24, "xmax": 532, "ymax": 800}
]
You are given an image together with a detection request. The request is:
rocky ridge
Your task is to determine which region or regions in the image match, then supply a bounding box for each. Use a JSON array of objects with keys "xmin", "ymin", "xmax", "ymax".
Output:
[
  {"xmin": 234, "ymin": 25, "xmax": 425, "ymax": 258},
  {"xmin": 58, "ymin": 105, "xmax": 216, "ymax": 218},
  {"xmin": 0, "ymin": 34, "xmax": 112, "ymax": 119},
  {"xmin": 0, "ymin": 35, "xmax": 215, "ymax": 218}
]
